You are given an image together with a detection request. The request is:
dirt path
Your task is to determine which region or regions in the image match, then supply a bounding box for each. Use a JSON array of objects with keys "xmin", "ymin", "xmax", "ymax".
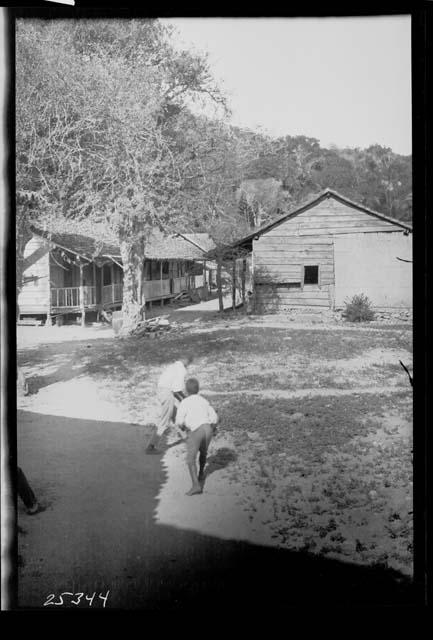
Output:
[{"xmin": 18, "ymin": 410, "xmax": 415, "ymax": 608}]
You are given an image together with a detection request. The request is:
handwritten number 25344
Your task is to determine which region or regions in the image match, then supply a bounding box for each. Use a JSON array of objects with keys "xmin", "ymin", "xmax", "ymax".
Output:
[{"xmin": 44, "ymin": 591, "xmax": 110, "ymax": 607}]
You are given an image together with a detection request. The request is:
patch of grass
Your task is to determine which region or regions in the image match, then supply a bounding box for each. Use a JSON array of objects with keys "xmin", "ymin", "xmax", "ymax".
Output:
[{"xmin": 218, "ymin": 393, "xmax": 406, "ymax": 462}]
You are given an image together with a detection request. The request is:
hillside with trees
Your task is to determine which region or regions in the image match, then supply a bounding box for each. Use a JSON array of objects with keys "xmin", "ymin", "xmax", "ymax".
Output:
[{"xmin": 232, "ymin": 134, "xmax": 412, "ymax": 229}]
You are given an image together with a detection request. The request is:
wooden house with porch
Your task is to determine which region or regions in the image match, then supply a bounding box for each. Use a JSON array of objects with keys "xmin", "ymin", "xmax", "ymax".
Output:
[
  {"xmin": 18, "ymin": 223, "xmax": 215, "ymax": 325},
  {"xmin": 224, "ymin": 188, "xmax": 412, "ymax": 313}
]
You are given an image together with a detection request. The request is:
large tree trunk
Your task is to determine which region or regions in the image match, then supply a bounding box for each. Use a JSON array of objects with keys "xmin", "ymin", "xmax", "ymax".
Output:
[
  {"xmin": 119, "ymin": 238, "xmax": 144, "ymax": 335},
  {"xmin": 216, "ymin": 253, "xmax": 224, "ymax": 312}
]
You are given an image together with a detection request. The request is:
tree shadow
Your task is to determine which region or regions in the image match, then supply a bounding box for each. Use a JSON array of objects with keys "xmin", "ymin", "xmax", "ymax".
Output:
[
  {"xmin": 15, "ymin": 410, "xmax": 418, "ymax": 610},
  {"xmin": 25, "ymin": 362, "xmax": 88, "ymax": 395}
]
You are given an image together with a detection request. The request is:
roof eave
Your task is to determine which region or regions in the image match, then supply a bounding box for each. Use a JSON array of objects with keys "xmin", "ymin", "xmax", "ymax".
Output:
[{"xmin": 230, "ymin": 188, "xmax": 412, "ymax": 248}]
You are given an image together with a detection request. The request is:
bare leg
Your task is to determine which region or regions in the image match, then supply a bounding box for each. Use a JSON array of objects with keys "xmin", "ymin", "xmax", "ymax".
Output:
[
  {"xmin": 198, "ymin": 447, "xmax": 207, "ymax": 484},
  {"xmin": 186, "ymin": 430, "xmax": 203, "ymax": 495},
  {"xmin": 147, "ymin": 390, "xmax": 174, "ymax": 454},
  {"xmin": 186, "ymin": 459, "xmax": 202, "ymax": 496},
  {"xmin": 198, "ymin": 424, "xmax": 213, "ymax": 485}
]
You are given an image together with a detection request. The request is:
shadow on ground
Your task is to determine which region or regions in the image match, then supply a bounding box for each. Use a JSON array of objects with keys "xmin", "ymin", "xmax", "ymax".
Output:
[
  {"xmin": 18, "ymin": 319, "xmax": 411, "ymax": 399},
  {"xmin": 204, "ymin": 447, "xmax": 238, "ymax": 479},
  {"xmin": 15, "ymin": 410, "xmax": 418, "ymax": 610}
]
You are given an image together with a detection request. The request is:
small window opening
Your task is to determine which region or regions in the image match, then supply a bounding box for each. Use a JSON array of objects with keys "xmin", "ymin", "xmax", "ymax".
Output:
[{"xmin": 304, "ymin": 265, "xmax": 319, "ymax": 285}]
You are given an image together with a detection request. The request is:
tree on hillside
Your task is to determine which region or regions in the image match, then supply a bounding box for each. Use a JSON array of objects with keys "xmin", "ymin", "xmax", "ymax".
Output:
[
  {"xmin": 16, "ymin": 18, "xmax": 228, "ymax": 333},
  {"xmin": 309, "ymin": 150, "xmax": 358, "ymax": 199}
]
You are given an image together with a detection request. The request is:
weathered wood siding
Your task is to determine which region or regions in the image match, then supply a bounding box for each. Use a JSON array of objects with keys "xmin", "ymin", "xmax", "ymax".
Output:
[
  {"xmin": 253, "ymin": 197, "xmax": 408, "ymax": 312},
  {"xmin": 18, "ymin": 236, "xmax": 50, "ymax": 315}
]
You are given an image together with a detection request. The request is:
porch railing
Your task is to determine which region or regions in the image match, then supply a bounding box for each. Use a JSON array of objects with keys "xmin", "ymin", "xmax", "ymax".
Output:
[
  {"xmin": 51, "ymin": 286, "xmax": 96, "ymax": 308},
  {"xmin": 102, "ymin": 283, "xmax": 123, "ymax": 305}
]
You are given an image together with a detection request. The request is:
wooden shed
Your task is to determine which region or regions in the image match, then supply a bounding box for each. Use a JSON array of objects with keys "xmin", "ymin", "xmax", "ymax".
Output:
[{"xmin": 230, "ymin": 189, "xmax": 412, "ymax": 313}]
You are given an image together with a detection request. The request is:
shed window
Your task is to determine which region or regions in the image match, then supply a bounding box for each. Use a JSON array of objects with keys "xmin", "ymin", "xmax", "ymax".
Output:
[{"xmin": 304, "ymin": 265, "xmax": 319, "ymax": 285}]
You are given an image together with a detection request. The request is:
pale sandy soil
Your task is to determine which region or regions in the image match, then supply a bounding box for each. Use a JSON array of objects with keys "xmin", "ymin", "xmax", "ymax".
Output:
[{"xmin": 17, "ymin": 316, "xmax": 413, "ymax": 580}]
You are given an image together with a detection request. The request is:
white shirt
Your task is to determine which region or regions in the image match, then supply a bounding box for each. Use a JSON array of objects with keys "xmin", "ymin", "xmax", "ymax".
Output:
[
  {"xmin": 157, "ymin": 361, "xmax": 187, "ymax": 393},
  {"xmin": 175, "ymin": 394, "xmax": 218, "ymax": 432}
]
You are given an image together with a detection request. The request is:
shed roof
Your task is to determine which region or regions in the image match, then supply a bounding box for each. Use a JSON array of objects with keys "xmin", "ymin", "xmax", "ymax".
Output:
[{"xmin": 229, "ymin": 188, "xmax": 412, "ymax": 252}]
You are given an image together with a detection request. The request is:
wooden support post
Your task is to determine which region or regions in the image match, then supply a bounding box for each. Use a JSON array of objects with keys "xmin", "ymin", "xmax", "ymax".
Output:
[
  {"xmin": 110, "ymin": 263, "xmax": 114, "ymax": 303},
  {"xmin": 241, "ymin": 258, "xmax": 247, "ymax": 310},
  {"xmin": 100, "ymin": 265, "xmax": 104, "ymax": 305},
  {"xmin": 46, "ymin": 248, "xmax": 52, "ymax": 328},
  {"xmin": 232, "ymin": 258, "xmax": 236, "ymax": 311},
  {"xmin": 216, "ymin": 254, "xmax": 224, "ymax": 312},
  {"xmin": 79, "ymin": 261, "xmax": 85, "ymax": 327},
  {"xmin": 92, "ymin": 262, "xmax": 96, "ymax": 305}
]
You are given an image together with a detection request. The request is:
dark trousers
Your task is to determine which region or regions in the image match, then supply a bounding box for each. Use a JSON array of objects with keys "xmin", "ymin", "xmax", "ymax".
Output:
[{"xmin": 17, "ymin": 467, "xmax": 37, "ymax": 509}]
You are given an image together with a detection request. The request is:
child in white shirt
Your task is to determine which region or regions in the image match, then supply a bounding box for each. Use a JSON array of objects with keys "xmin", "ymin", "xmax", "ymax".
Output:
[
  {"xmin": 146, "ymin": 354, "xmax": 193, "ymax": 454},
  {"xmin": 176, "ymin": 378, "xmax": 219, "ymax": 495}
]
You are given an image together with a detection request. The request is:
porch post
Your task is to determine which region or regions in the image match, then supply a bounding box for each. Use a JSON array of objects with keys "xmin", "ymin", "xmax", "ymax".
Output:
[
  {"xmin": 79, "ymin": 261, "xmax": 85, "ymax": 327},
  {"xmin": 232, "ymin": 256, "xmax": 236, "ymax": 311},
  {"xmin": 242, "ymin": 257, "xmax": 247, "ymax": 309},
  {"xmin": 110, "ymin": 263, "xmax": 114, "ymax": 303},
  {"xmin": 99, "ymin": 265, "xmax": 104, "ymax": 307},
  {"xmin": 160, "ymin": 261, "xmax": 164, "ymax": 307},
  {"xmin": 92, "ymin": 262, "xmax": 96, "ymax": 305},
  {"xmin": 46, "ymin": 247, "xmax": 52, "ymax": 328}
]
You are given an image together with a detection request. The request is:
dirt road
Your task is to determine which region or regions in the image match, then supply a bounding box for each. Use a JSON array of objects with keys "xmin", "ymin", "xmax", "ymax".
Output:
[{"xmin": 17, "ymin": 409, "xmax": 416, "ymax": 609}]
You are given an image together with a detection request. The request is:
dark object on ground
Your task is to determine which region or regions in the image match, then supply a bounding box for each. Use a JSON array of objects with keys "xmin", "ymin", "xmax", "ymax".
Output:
[
  {"xmin": 17, "ymin": 467, "xmax": 39, "ymax": 514},
  {"xmin": 132, "ymin": 315, "xmax": 172, "ymax": 337},
  {"xmin": 399, "ymin": 360, "xmax": 413, "ymax": 386}
]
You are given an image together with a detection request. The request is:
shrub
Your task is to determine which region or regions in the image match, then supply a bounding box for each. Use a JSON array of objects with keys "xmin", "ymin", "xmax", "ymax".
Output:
[{"xmin": 343, "ymin": 294, "xmax": 375, "ymax": 322}]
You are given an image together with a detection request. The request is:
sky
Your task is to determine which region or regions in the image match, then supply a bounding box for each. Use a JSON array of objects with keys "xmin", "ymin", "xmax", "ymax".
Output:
[{"xmin": 163, "ymin": 17, "xmax": 412, "ymax": 156}]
